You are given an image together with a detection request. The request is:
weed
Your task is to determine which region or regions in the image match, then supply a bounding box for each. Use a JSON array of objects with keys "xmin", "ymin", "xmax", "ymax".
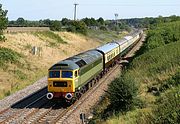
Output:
[
  {"xmin": 0, "ymin": 47, "xmax": 22, "ymax": 67},
  {"xmin": 33, "ymin": 31, "xmax": 66, "ymax": 44}
]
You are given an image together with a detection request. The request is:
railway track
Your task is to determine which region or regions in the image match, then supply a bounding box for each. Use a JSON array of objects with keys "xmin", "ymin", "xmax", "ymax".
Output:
[
  {"xmin": 52, "ymin": 64, "xmax": 120, "ymax": 124},
  {"xmin": 0, "ymin": 87, "xmax": 48, "ymax": 124},
  {"xmin": 26, "ymin": 64, "xmax": 120, "ymax": 124},
  {"xmin": 0, "ymin": 63, "xmax": 120, "ymax": 124},
  {"xmin": 0, "ymin": 34, "xmax": 145, "ymax": 124}
]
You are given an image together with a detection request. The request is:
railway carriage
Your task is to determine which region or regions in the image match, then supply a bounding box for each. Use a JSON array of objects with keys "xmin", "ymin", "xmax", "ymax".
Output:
[
  {"xmin": 115, "ymin": 30, "xmax": 142, "ymax": 57},
  {"xmin": 96, "ymin": 42, "xmax": 120, "ymax": 70},
  {"xmin": 47, "ymin": 50, "xmax": 103, "ymax": 101}
]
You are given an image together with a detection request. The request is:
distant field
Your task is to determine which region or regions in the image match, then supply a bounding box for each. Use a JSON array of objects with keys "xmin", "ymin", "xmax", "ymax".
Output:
[{"xmin": 4, "ymin": 27, "xmax": 50, "ymax": 33}]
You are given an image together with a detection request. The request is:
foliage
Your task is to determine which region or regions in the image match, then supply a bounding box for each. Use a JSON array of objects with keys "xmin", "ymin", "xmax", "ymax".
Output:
[
  {"xmin": 99, "ymin": 25, "xmax": 108, "ymax": 31},
  {"xmin": 34, "ymin": 31, "xmax": 66, "ymax": 44},
  {"xmin": 122, "ymin": 15, "xmax": 180, "ymax": 28},
  {"xmin": 9, "ymin": 18, "xmax": 49, "ymax": 27},
  {"xmin": 159, "ymin": 71, "xmax": 180, "ymax": 92},
  {"xmin": 82, "ymin": 17, "xmax": 98, "ymax": 26},
  {"xmin": 16, "ymin": 17, "xmax": 25, "ymax": 26},
  {"xmin": 61, "ymin": 18, "xmax": 71, "ymax": 26},
  {"xmin": 91, "ymin": 40, "xmax": 180, "ymax": 123},
  {"xmin": 14, "ymin": 69, "xmax": 27, "ymax": 80},
  {"xmin": 49, "ymin": 20, "xmax": 61, "ymax": 31},
  {"xmin": 107, "ymin": 75, "xmax": 139, "ymax": 112},
  {"xmin": 0, "ymin": 47, "xmax": 22, "ymax": 67},
  {"xmin": 97, "ymin": 17, "xmax": 105, "ymax": 25},
  {"xmin": 152, "ymin": 87, "xmax": 180, "ymax": 124},
  {"xmin": 0, "ymin": 4, "xmax": 8, "ymax": 41},
  {"xmin": 8, "ymin": 17, "xmax": 131, "ymax": 34},
  {"xmin": 67, "ymin": 21, "xmax": 88, "ymax": 35},
  {"xmin": 135, "ymin": 21, "xmax": 180, "ymax": 54}
]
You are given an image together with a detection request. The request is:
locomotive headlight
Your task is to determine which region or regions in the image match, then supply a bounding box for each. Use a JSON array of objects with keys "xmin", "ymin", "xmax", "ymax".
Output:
[
  {"xmin": 65, "ymin": 93, "xmax": 73, "ymax": 100},
  {"xmin": 47, "ymin": 93, "xmax": 53, "ymax": 100}
]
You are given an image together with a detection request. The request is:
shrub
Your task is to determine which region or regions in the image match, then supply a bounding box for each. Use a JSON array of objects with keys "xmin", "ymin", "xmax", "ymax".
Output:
[
  {"xmin": 152, "ymin": 86, "xmax": 180, "ymax": 124},
  {"xmin": 35, "ymin": 31, "xmax": 66, "ymax": 44},
  {"xmin": 159, "ymin": 71, "xmax": 180, "ymax": 92},
  {"xmin": 144, "ymin": 21, "xmax": 180, "ymax": 52},
  {"xmin": 50, "ymin": 20, "xmax": 61, "ymax": 31},
  {"xmin": 0, "ymin": 47, "xmax": 22, "ymax": 67},
  {"xmin": 99, "ymin": 25, "xmax": 108, "ymax": 31},
  {"xmin": 67, "ymin": 21, "xmax": 88, "ymax": 35},
  {"xmin": 107, "ymin": 75, "xmax": 139, "ymax": 112}
]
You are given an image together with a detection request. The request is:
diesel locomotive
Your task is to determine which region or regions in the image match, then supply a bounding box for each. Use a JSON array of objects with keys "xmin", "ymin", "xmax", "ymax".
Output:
[{"xmin": 46, "ymin": 30, "xmax": 143, "ymax": 102}]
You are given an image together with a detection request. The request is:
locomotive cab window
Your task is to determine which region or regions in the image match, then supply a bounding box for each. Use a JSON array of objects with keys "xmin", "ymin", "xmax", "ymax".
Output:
[
  {"xmin": 49, "ymin": 71, "xmax": 60, "ymax": 78},
  {"xmin": 62, "ymin": 71, "xmax": 73, "ymax": 78}
]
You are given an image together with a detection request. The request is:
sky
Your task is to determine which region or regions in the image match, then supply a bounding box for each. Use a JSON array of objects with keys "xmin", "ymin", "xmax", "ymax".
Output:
[{"xmin": 1, "ymin": 0, "xmax": 180, "ymax": 20}]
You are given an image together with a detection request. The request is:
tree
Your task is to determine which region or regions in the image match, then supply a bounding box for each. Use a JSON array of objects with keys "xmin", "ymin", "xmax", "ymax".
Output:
[
  {"xmin": 67, "ymin": 21, "xmax": 87, "ymax": 35},
  {"xmin": 82, "ymin": 17, "xmax": 98, "ymax": 26},
  {"xmin": 61, "ymin": 18, "xmax": 70, "ymax": 26},
  {"xmin": 42, "ymin": 19, "xmax": 51, "ymax": 26},
  {"xmin": 97, "ymin": 17, "xmax": 105, "ymax": 25},
  {"xmin": 50, "ymin": 20, "xmax": 61, "ymax": 31},
  {"xmin": 16, "ymin": 17, "xmax": 25, "ymax": 26},
  {"xmin": 0, "ymin": 4, "xmax": 8, "ymax": 41}
]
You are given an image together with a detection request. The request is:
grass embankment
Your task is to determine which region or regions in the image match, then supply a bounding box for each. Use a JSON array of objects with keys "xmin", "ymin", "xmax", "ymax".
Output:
[
  {"xmin": 0, "ymin": 29, "xmax": 122, "ymax": 99},
  {"xmin": 33, "ymin": 31, "xmax": 67, "ymax": 46},
  {"xmin": 91, "ymin": 21, "xmax": 180, "ymax": 124}
]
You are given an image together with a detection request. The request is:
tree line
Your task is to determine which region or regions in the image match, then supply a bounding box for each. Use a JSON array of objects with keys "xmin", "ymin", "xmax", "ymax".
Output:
[
  {"xmin": 121, "ymin": 15, "xmax": 180, "ymax": 29},
  {"xmin": 8, "ymin": 17, "xmax": 131, "ymax": 34}
]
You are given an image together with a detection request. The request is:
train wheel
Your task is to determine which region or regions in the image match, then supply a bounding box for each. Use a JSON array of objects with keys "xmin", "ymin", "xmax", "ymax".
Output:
[
  {"xmin": 75, "ymin": 91, "xmax": 81, "ymax": 99},
  {"xmin": 70, "ymin": 97, "xmax": 76, "ymax": 104}
]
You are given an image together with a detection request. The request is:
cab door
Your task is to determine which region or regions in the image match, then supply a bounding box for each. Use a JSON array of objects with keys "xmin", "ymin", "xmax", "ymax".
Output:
[{"xmin": 74, "ymin": 70, "xmax": 79, "ymax": 88}]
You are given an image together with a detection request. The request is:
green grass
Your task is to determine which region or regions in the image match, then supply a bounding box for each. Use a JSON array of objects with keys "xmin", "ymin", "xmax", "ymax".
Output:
[
  {"xmin": 0, "ymin": 67, "xmax": 47, "ymax": 99},
  {"xmin": 130, "ymin": 41, "xmax": 180, "ymax": 88},
  {"xmin": 0, "ymin": 47, "xmax": 22, "ymax": 68},
  {"xmin": 33, "ymin": 31, "xmax": 67, "ymax": 44},
  {"xmin": 91, "ymin": 41, "xmax": 180, "ymax": 124}
]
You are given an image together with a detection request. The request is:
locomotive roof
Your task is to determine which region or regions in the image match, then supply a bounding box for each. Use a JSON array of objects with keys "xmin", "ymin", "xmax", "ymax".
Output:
[
  {"xmin": 49, "ymin": 60, "xmax": 79, "ymax": 70},
  {"xmin": 73, "ymin": 50, "xmax": 102, "ymax": 64},
  {"xmin": 49, "ymin": 50, "xmax": 102, "ymax": 70},
  {"xmin": 96, "ymin": 42, "xmax": 119, "ymax": 54}
]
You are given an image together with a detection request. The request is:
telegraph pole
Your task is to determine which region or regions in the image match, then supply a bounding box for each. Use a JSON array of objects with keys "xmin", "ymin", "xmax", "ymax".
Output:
[{"xmin": 74, "ymin": 3, "xmax": 78, "ymax": 20}]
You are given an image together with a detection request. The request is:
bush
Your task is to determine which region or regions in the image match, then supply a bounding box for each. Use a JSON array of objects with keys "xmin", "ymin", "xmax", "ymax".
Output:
[
  {"xmin": 50, "ymin": 20, "xmax": 61, "ymax": 31},
  {"xmin": 159, "ymin": 71, "xmax": 180, "ymax": 92},
  {"xmin": 35, "ymin": 31, "xmax": 66, "ymax": 44},
  {"xmin": 99, "ymin": 25, "xmax": 108, "ymax": 31},
  {"xmin": 152, "ymin": 86, "xmax": 180, "ymax": 124},
  {"xmin": 0, "ymin": 47, "xmax": 22, "ymax": 67},
  {"xmin": 144, "ymin": 21, "xmax": 180, "ymax": 52},
  {"xmin": 108, "ymin": 75, "xmax": 139, "ymax": 112},
  {"xmin": 67, "ymin": 21, "xmax": 87, "ymax": 35}
]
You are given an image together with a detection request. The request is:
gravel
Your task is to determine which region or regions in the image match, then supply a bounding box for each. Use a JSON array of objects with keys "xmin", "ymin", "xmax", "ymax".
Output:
[{"xmin": 0, "ymin": 76, "xmax": 47, "ymax": 112}]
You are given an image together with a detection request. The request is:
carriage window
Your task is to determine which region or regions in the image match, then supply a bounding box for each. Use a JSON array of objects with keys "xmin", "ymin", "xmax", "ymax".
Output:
[{"xmin": 62, "ymin": 71, "xmax": 73, "ymax": 78}]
